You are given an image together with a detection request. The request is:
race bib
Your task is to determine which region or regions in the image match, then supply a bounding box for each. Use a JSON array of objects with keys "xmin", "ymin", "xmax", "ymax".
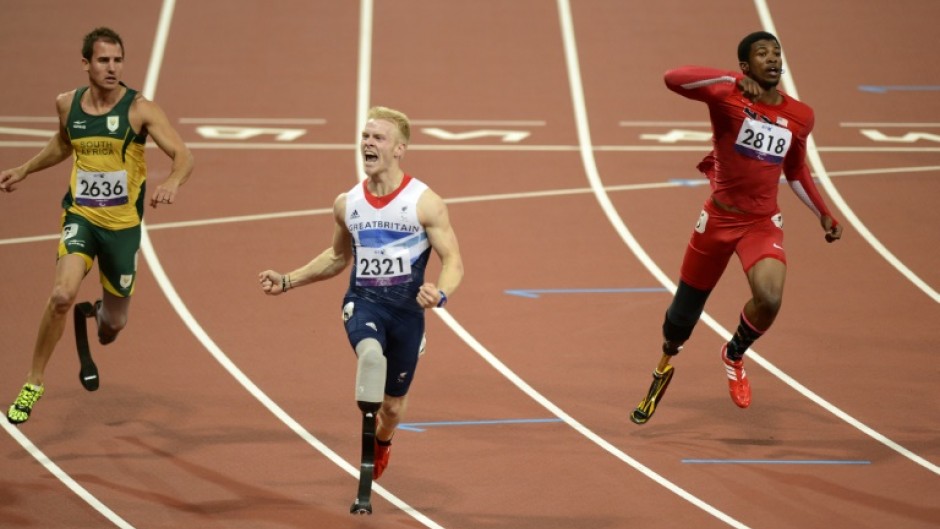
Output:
[
  {"xmin": 734, "ymin": 118, "xmax": 792, "ymax": 164},
  {"xmin": 75, "ymin": 170, "xmax": 129, "ymax": 207},
  {"xmin": 355, "ymin": 246, "xmax": 412, "ymax": 287}
]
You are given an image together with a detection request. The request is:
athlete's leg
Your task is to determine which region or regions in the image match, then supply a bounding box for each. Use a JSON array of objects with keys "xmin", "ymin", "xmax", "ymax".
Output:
[
  {"xmin": 664, "ymin": 204, "xmax": 734, "ymax": 355},
  {"xmin": 377, "ymin": 394, "xmax": 408, "ymax": 443},
  {"xmin": 718, "ymin": 256, "xmax": 785, "ymax": 409},
  {"xmin": 376, "ymin": 308, "xmax": 422, "ymax": 441},
  {"xmin": 96, "ymin": 290, "xmax": 131, "ymax": 344},
  {"xmin": 632, "ymin": 279, "xmax": 710, "ymax": 424},
  {"xmin": 94, "ymin": 223, "xmax": 139, "ymax": 344},
  {"xmin": 724, "ymin": 257, "xmax": 785, "ymax": 360},
  {"xmin": 373, "ymin": 393, "xmax": 407, "ymax": 480},
  {"xmin": 744, "ymin": 257, "xmax": 786, "ymax": 330},
  {"xmin": 25, "ymin": 254, "xmax": 87, "ymax": 386},
  {"xmin": 662, "ymin": 281, "xmax": 712, "ymax": 355},
  {"xmin": 725, "ymin": 211, "xmax": 787, "ymax": 359}
]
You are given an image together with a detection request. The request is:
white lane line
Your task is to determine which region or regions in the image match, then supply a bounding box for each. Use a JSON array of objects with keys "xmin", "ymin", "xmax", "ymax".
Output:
[
  {"xmin": 178, "ymin": 118, "xmax": 327, "ymax": 125},
  {"xmin": 841, "ymin": 122, "xmax": 940, "ymax": 127},
  {"xmin": 1, "ymin": 421, "xmax": 135, "ymax": 528},
  {"xmin": 0, "ymin": 126, "xmax": 56, "ymax": 137},
  {"xmin": 411, "ymin": 119, "xmax": 547, "ymax": 126},
  {"xmin": 4, "ymin": 165, "xmax": 936, "ymax": 246},
  {"xmin": 354, "ymin": 0, "xmax": 373, "ymax": 180},
  {"xmin": 4, "ymin": 140, "xmax": 940, "ymax": 153},
  {"xmin": 0, "ymin": 182, "xmax": 666, "ymax": 246},
  {"xmin": 619, "ymin": 120, "xmax": 710, "ymax": 126},
  {"xmin": 824, "ymin": 165, "xmax": 940, "ymax": 177},
  {"xmin": 0, "ymin": 116, "xmax": 59, "ymax": 122},
  {"xmin": 753, "ymin": 1, "xmax": 938, "ymax": 304}
]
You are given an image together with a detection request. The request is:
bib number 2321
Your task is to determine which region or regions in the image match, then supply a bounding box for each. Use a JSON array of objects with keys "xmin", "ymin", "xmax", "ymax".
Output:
[{"xmin": 356, "ymin": 247, "xmax": 412, "ymax": 287}]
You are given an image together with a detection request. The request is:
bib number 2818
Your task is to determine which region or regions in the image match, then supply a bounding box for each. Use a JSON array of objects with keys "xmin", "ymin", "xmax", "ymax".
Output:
[{"xmin": 734, "ymin": 118, "xmax": 792, "ymax": 164}]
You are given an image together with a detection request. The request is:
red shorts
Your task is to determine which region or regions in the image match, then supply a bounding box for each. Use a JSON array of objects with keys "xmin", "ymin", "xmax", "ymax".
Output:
[{"xmin": 679, "ymin": 199, "xmax": 786, "ymax": 291}]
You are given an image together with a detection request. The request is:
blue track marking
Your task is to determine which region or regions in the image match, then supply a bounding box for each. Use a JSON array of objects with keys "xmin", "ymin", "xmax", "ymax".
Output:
[
  {"xmin": 505, "ymin": 287, "xmax": 668, "ymax": 299},
  {"xmin": 682, "ymin": 459, "xmax": 871, "ymax": 465},
  {"xmin": 858, "ymin": 85, "xmax": 940, "ymax": 93},
  {"xmin": 398, "ymin": 418, "xmax": 563, "ymax": 432},
  {"xmin": 669, "ymin": 178, "xmax": 710, "ymax": 187}
]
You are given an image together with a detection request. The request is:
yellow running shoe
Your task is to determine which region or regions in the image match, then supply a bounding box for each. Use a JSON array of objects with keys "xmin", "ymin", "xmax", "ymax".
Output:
[{"xmin": 7, "ymin": 383, "xmax": 44, "ymax": 424}]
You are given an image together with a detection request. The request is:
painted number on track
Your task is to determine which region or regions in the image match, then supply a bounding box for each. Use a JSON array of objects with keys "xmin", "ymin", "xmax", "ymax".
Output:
[{"xmin": 195, "ymin": 126, "xmax": 307, "ymax": 141}]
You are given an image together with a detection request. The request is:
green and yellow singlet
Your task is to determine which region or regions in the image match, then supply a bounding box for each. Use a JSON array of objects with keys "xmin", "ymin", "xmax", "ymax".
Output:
[{"xmin": 62, "ymin": 84, "xmax": 148, "ymax": 230}]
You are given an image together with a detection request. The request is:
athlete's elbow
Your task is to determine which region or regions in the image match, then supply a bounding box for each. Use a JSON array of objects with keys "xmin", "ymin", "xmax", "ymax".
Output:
[{"xmin": 332, "ymin": 255, "xmax": 352, "ymax": 275}]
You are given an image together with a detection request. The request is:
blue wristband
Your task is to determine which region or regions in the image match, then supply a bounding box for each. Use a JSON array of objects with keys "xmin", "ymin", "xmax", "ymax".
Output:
[{"xmin": 436, "ymin": 290, "xmax": 448, "ymax": 307}]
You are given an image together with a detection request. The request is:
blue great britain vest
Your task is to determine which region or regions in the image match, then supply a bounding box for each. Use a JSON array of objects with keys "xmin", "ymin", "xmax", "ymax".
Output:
[{"xmin": 344, "ymin": 175, "xmax": 431, "ymax": 313}]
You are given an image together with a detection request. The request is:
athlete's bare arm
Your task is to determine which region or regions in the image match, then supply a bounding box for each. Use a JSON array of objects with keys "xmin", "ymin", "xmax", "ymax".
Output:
[
  {"xmin": 0, "ymin": 93, "xmax": 75, "ymax": 193},
  {"xmin": 131, "ymin": 95, "xmax": 194, "ymax": 208},
  {"xmin": 259, "ymin": 193, "xmax": 355, "ymax": 295},
  {"xmin": 416, "ymin": 188, "xmax": 463, "ymax": 308}
]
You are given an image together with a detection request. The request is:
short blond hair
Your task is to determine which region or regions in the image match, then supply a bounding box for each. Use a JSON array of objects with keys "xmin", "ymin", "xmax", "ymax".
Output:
[{"xmin": 367, "ymin": 106, "xmax": 410, "ymax": 144}]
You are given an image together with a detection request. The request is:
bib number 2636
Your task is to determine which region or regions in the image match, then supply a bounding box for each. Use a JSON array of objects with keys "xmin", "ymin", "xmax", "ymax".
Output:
[{"xmin": 75, "ymin": 170, "xmax": 129, "ymax": 207}]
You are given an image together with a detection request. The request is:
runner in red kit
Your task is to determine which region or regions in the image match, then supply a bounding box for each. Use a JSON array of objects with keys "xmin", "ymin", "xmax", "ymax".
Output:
[{"xmin": 635, "ymin": 31, "xmax": 843, "ymax": 418}]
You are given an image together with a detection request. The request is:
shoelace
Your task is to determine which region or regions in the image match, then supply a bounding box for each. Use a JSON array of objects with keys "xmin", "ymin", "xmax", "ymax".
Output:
[{"xmin": 15, "ymin": 387, "xmax": 41, "ymax": 407}]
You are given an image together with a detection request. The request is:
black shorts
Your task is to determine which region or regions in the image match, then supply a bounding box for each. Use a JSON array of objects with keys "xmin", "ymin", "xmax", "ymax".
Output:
[{"xmin": 342, "ymin": 297, "xmax": 425, "ymax": 397}]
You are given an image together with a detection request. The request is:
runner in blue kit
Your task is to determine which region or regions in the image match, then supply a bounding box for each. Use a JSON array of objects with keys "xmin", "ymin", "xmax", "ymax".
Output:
[{"xmin": 259, "ymin": 106, "xmax": 464, "ymax": 481}]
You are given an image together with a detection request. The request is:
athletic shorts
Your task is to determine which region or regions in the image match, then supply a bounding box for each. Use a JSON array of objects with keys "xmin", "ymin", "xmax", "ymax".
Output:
[
  {"xmin": 679, "ymin": 199, "xmax": 786, "ymax": 291},
  {"xmin": 341, "ymin": 297, "xmax": 425, "ymax": 397},
  {"xmin": 57, "ymin": 211, "xmax": 141, "ymax": 297}
]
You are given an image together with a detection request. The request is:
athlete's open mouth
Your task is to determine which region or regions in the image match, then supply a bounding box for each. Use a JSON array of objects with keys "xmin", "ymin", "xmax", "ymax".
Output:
[{"xmin": 363, "ymin": 153, "xmax": 378, "ymax": 162}]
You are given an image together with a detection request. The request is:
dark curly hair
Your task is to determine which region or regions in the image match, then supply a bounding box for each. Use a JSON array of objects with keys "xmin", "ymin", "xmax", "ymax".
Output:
[{"xmin": 737, "ymin": 31, "xmax": 778, "ymax": 63}]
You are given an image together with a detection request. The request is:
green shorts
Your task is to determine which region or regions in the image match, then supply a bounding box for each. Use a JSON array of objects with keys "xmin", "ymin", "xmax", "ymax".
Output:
[{"xmin": 57, "ymin": 211, "xmax": 141, "ymax": 297}]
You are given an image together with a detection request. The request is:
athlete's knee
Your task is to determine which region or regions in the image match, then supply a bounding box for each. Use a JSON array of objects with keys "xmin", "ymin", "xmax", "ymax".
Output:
[
  {"xmin": 379, "ymin": 396, "xmax": 406, "ymax": 421},
  {"xmin": 48, "ymin": 287, "xmax": 78, "ymax": 315},
  {"xmin": 667, "ymin": 281, "xmax": 711, "ymax": 326},
  {"xmin": 747, "ymin": 258, "xmax": 785, "ymax": 318},
  {"xmin": 752, "ymin": 286, "xmax": 783, "ymax": 318}
]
